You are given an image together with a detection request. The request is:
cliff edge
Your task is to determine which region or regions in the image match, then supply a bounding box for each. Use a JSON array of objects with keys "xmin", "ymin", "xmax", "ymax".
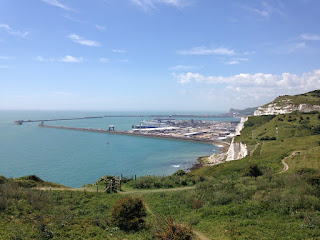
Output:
[{"xmin": 254, "ymin": 90, "xmax": 320, "ymax": 116}]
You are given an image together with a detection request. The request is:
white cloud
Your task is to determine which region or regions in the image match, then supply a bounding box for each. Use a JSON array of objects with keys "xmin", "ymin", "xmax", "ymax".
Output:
[
  {"xmin": 60, "ymin": 55, "xmax": 83, "ymax": 63},
  {"xmin": 301, "ymin": 33, "xmax": 320, "ymax": 41},
  {"xmin": 178, "ymin": 46, "xmax": 236, "ymax": 56},
  {"xmin": 0, "ymin": 56, "xmax": 14, "ymax": 60},
  {"xmin": 118, "ymin": 59, "xmax": 129, "ymax": 63},
  {"xmin": 41, "ymin": 0, "xmax": 73, "ymax": 11},
  {"xmin": 0, "ymin": 24, "xmax": 29, "ymax": 38},
  {"xmin": 224, "ymin": 57, "xmax": 248, "ymax": 65},
  {"xmin": 95, "ymin": 25, "xmax": 107, "ymax": 31},
  {"xmin": 174, "ymin": 70, "xmax": 320, "ymax": 90},
  {"xmin": 100, "ymin": 58, "xmax": 109, "ymax": 63},
  {"xmin": 242, "ymin": 2, "xmax": 284, "ymax": 17},
  {"xmin": 112, "ymin": 49, "xmax": 127, "ymax": 53},
  {"xmin": 34, "ymin": 56, "xmax": 55, "ymax": 62},
  {"xmin": 276, "ymin": 42, "xmax": 306, "ymax": 54},
  {"xmin": 169, "ymin": 65, "xmax": 201, "ymax": 71},
  {"xmin": 174, "ymin": 69, "xmax": 320, "ymax": 107},
  {"xmin": 130, "ymin": 0, "xmax": 193, "ymax": 10},
  {"xmin": 68, "ymin": 34, "xmax": 101, "ymax": 47}
]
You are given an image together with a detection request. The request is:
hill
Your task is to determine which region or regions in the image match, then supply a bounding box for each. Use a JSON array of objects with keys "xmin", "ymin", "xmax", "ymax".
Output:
[{"xmin": 254, "ymin": 89, "xmax": 320, "ymax": 116}]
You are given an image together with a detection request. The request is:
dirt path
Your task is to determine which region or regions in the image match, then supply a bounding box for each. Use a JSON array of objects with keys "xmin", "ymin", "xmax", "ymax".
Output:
[
  {"xmin": 250, "ymin": 143, "xmax": 260, "ymax": 156},
  {"xmin": 37, "ymin": 185, "xmax": 208, "ymax": 238},
  {"xmin": 120, "ymin": 186, "xmax": 195, "ymax": 195},
  {"xmin": 279, "ymin": 151, "xmax": 300, "ymax": 173},
  {"xmin": 37, "ymin": 186, "xmax": 196, "ymax": 193},
  {"xmin": 143, "ymin": 202, "xmax": 210, "ymax": 240}
]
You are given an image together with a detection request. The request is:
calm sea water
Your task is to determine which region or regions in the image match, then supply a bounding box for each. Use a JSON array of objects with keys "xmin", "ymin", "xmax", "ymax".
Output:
[{"xmin": 0, "ymin": 111, "xmax": 238, "ymax": 187}]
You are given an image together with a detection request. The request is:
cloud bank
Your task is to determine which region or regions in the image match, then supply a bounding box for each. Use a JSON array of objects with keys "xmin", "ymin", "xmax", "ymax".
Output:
[{"xmin": 173, "ymin": 69, "xmax": 320, "ymax": 103}]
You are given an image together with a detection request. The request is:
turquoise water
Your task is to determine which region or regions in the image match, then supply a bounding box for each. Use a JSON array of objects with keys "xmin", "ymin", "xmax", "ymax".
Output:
[{"xmin": 0, "ymin": 111, "xmax": 237, "ymax": 187}]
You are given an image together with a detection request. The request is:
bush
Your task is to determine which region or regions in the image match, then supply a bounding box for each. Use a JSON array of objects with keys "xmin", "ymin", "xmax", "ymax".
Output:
[
  {"xmin": 173, "ymin": 170, "xmax": 186, "ymax": 176},
  {"xmin": 241, "ymin": 164, "xmax": 263, "ymax": 178},
  {"xmin": 111, "ymin": 197, "xmax": 146, "ymax": 232},
  {"xmin": 155, "ymin": 217, "xmax": 193, "ymax": 240},
  {"xmin": 0, "ymin": 175, "xmax": 7, "ymax": 184}
]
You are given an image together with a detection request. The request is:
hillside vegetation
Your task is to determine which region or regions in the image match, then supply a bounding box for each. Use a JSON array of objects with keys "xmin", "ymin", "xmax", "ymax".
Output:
[
  {"xmin": 1, "ymin": 93, "xmax": 320, "ymax": 239},
  {"xmin": 262, "ymin": 89, "xmax": 320, "ymax": 107}
]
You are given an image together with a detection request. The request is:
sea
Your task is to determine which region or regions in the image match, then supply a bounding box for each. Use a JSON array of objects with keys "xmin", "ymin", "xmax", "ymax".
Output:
[{"xmin": 0, "ymin": 111, "xmax": 239, "ymax": 187}]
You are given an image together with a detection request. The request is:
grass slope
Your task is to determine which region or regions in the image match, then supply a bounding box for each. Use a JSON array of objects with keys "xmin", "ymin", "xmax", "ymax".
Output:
[{"xmin": 262, "ymin": 89, "xmax": 320, "ymax": 107}]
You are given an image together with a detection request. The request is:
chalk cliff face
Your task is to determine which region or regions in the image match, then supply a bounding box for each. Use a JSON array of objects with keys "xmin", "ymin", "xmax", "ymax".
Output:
[
  {"xmin": 209, "ymin": 117, "xmax": 248, "ymax": 164},
  {"xmin": 225, "ymin": 138, "xmax": 247, "ymax": 161},
  {"xmin": 254, "ymin": 103, "xmax": 320, "ymax": 116},
  {"xmin": 235, "ymin": 117, "xmax": 248, "ymax": 136},
  {"xmin": 225, "ymin": 117, "xmax": 248, "ymax": 161}
]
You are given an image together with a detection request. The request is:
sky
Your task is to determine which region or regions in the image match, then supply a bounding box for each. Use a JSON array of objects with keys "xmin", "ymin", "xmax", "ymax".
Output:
[{"xmin": 0, "ymin": 0, "xmax": 320, "ymax": 112}]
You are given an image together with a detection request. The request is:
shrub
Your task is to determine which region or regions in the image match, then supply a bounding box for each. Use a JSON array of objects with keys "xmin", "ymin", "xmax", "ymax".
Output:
[
  {"xmin": 241, "ymin": 164, "xmax": 263, "ymax": 178},
  {"xmin": 111, "ymin": 197, "xmax": 146, "ymax": 232},
  {"xmin": 192, "ymin": 199, "xmax": 205, "ymax": 210},
  {"xmin": 155, "ymin": 217, "xmax": 193, "ymax": 240},
  {"xmin": 173, "ymin": 170, "xmax": 186, "ymax": 176},
  {"xmin": 0, "ymin": 175, "xmax": 7, "ymax": 184}
]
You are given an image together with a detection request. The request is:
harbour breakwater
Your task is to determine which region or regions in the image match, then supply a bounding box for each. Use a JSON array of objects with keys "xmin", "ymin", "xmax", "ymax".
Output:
[{"xmin": 38, "ymin": 124, "xmax": 229, "ymax": 147}]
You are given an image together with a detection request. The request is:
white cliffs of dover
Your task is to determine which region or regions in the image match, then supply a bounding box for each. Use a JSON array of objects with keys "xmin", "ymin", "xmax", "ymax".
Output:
[
  {"xmin": 209, "ymin": 117, "xmax": 248, "ymax": 164},
  {"xmin": 254, "ymin": 103, "xmax": 320, "ymax": 116},
  {"xmin": 225, "ymin": 117, "xmax": 248, "ymax": 161}
]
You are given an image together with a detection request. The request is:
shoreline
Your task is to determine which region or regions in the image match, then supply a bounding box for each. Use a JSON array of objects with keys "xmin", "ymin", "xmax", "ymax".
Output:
[
  {"xmin": 189, "ymin": 141, "xmax": 231, "ymax": 171},
  {"xmin": 39, "ymin": 124, "xmax": 230, "ymax": 147}
]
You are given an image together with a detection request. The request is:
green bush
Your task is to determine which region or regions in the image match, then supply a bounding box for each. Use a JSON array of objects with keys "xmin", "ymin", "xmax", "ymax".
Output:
[
  {"xmin": 111, "ymin": 197, "xmax": 146, "ymax": 232},
  {"xmin": 241, "ymin": 164, "xmax": 263, "ymax": 177},
  {"xmin": 155, "ymin": 217, "xmax": 193, "ymax": 240},
  {"xmin": 173, "ymin": 170, "xmax": 186, "ymax": 176},
  {"xmin": 0, "ymin": 175, "xmax": 7, "ymax": 184}
]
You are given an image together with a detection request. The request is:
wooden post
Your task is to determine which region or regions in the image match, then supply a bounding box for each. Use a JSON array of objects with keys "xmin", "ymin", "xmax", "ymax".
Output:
[
  {"xmin": 119, "ymin": 179, "xmax": 122, "ymax": 191},
  {"xmin": 134, "ymin": 175, "xmax": 136, "ymax": 180},
  {"xmin": 70, "ymin": 191, "xmax": 73, "ymax": 198},
  {"xmin": 96, "ymin": 185, "xmax": 99, "ymax": 193},
  {"xmin": 121, "ymin": 173, "xmax": 123, "ymax": 179},
  {"xmin": 39, "ymin": 190, "xmax": 42, "ymax": 197},
  {"xmin": 84, "ymin": 188, "xmax": 86, "ymax": 195},
  {"xmin": 57, "ymin": 191, "xmax": 60, "ymax": 202}
]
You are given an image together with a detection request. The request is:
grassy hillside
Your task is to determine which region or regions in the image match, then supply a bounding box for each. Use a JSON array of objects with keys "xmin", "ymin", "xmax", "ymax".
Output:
[
  {"xmin": 0, "ymin": 110, "xmax": 320, "ymax": 239},
  {"xmin": 262, "ymin": 89, "xmax": 320, "ymax": 107}
]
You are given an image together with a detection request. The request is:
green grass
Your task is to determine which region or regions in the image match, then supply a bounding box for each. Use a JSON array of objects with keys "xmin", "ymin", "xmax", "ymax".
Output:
[{"xmin": 261, "ymin": 89, "xmax": 320, "ymax": 107}]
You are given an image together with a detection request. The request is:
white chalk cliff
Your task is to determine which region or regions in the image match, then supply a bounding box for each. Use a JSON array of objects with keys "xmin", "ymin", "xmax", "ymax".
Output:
[
  {"xmin": 225, "ymin": 117, "xmax": 248, "ymax": 161},
  {"xmin": 225, "ymin": 138, "xmax": 247, "ymax": 161},
  {"xmin": 254, "ymin": 103, "xmax": 320, "ymax": 116},
  {"xmin": 209, "ymin": 117, "xmax": 248, "ymax": 164}
]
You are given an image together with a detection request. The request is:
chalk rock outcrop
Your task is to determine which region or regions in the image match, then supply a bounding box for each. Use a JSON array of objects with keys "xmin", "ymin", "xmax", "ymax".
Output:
[
  {"xmin": 235, "ymin": 117, "xmax": 248, "ymax": 135},
  {"xmin": 254, "ymin": 103, "xmax": 320, "ymax": 116},
  {"xmin": 225, "ymin": 138, "xmax": 247, "ymax": 161}
]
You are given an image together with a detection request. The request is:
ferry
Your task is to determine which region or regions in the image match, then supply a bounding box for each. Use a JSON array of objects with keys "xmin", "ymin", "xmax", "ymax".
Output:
[{"xmin": 132, "ymin": 118, "xmax": 175, "ymax": 129}]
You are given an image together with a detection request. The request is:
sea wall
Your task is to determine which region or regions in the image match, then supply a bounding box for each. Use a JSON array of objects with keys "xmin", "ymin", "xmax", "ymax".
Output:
[{"xmin": 254, "ymin": 103, "xmax": 320, "ymax": 116}]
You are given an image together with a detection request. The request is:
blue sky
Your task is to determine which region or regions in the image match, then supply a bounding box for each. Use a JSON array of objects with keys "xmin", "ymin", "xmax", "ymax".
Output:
[{"xmin": 1, "ymin": 0, "xmax": 320, "ymax": 112}]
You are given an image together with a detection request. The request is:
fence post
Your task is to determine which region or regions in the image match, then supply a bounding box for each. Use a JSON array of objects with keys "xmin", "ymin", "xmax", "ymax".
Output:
[
  {"xmin": 70, "ymin": 191, "xmax": 73, "ymax": 198},
  {"xmin": 134, "ymin": 175, "xmax": 136, "ymax": 180},
  {"xmin": 57, "ymin": 191, "xmax": 60, "ymax": 202},
  {"xmin": 96, "ymin": 185, "xmax": 99, "ymax": 193}
]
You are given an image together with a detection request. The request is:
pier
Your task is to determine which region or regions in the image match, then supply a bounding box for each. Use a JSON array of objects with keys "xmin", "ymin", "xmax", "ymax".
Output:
[
  {"xmin": 38, "ymin": 123, "xmax": 229, "ymax": 146},
  {"xmin": 14, "ymin": 116, "xmax": 103, "ymax": 125},
  {"xmin": 14, "ymin": 114, "xmax": 235, "ymax": 125}
]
